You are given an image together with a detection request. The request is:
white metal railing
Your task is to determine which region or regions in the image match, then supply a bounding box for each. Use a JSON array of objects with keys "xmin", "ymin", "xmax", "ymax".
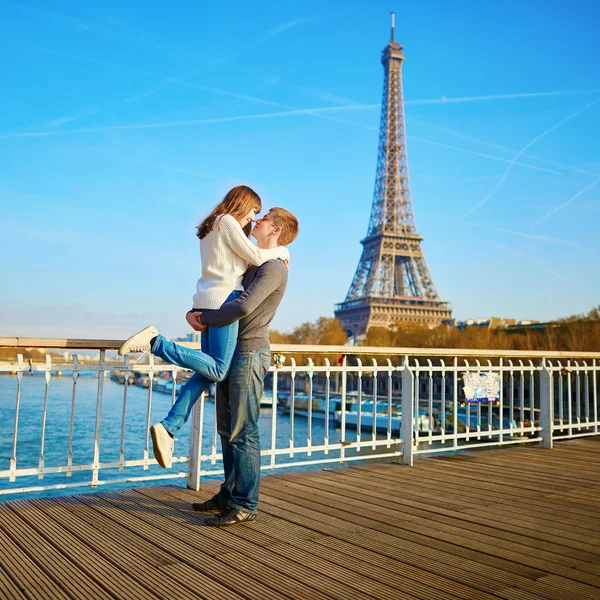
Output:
[{"xmin": 0, "ymin": 337, "xmax": 598, "ymax": 496}]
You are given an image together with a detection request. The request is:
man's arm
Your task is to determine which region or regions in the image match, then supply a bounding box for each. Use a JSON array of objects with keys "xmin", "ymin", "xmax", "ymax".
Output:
[{"xmin": 200, "ymin": 261, "xmax": 285, "ymax": 328}]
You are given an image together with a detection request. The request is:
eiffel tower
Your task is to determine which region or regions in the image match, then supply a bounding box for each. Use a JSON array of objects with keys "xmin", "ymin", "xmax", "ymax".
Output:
[{"xmin": 335, "ymin": 13, "xmax": 452, "ymax": 339}]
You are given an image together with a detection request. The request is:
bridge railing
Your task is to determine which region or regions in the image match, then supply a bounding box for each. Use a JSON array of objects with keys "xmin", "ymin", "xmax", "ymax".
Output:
[{"xmin": 0, "ymin": 337, "xmax": 598, "ymax": 496}]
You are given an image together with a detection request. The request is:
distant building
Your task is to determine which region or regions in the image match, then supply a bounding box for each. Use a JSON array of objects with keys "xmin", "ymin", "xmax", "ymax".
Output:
[
  {"xmin": 503, "ymin": 321, "xmax": 555, "ymax": 333},
  {"xmin": 334, "ymin": 16, "xmax": 452, "ymax": 338},
  {"xmin": 453, "ymin": 317, "xmax": 539, "ymax": 331},
  {"xmin": 59, "ymin": 351, "xmax": 100, "ymax": 362},
  {"xmin": 174, "ymin": 332, "xmax": 202, "ymax": 344}
]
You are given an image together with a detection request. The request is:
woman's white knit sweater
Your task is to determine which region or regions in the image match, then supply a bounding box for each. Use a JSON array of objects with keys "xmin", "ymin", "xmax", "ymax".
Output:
[{"xmin": 192, "ymin": 214, "xmax": 290, "ymax": 310}]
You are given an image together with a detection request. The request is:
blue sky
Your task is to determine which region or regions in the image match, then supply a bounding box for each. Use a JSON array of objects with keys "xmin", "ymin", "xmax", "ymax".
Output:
[{"xmin": 1, "ymin": 0, "xmax": 599, "ymax": 339}]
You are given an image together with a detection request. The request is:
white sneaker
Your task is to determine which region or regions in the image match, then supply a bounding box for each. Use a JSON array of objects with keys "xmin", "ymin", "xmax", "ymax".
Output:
[
  {"xmin": 151, "ymin": 423, "xmax": 174, "ymax": 468},
  {"xmin": 118, "ymin": 326, "xmax": 159, "ymax": 356}
]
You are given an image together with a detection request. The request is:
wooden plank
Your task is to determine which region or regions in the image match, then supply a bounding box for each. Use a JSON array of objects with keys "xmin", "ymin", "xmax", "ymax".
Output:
[
  {"xmin": 364, "ymin": 478, "xmax": 600, "ymax": 541},
  {"xmin": 0, "ymin": 561, "xmax": 42, "ymax": 600},
  {"xmin": 358, "ymin": 461, "xmax": 600, "ymax": 518},
  {"xmin": 261, "ymin": 472, "xmax": 600, "ymax": 561},
  {"xmin": 425, "ymin": 443, "xmax": 600, "ymax": 470},
  {"xmin": 414, "ymin": 462, "xmax": 600, "ymax": 504},
  {"xmin": 351, "ymin": 462, "xmax": 600, "ymax": 517},
  {"xmin": 137, "ymin": 484, "xmax": 321, "ymax": 549},
  {"xmin": 348, "ymin": 462, "xmax": 600, "ymax": 525},
  {"xmin": 27, "ymin": 497, "xmax": 210, "ymax": 600},
  {"xmin": 440, "ymin": 452, "xmax": 600, "ymax": 480},
  {"xmin": 39, "ymin": 496, "xmax": 177, "ymax": 566},
  {"xmin": 261, "ymin": 482, "xmax": 538, "ymax": 596},
  {"xmin": 313, "ymin": 468, "xmax": 600, "ymax": 541},
  {"xmin": 257, "ymin": 476, "xmax": 600, "ymax": 590},
  {"xmin": 149, "ymin": 485, "xmax": 493, "ymax": 600},
  {"xmin": 1, "ymin": 434, "xmax": 599, "ymax": 600},
  {"xmin": 344, "ymin": 464, "xmax": 597, "ymax": 551},
  {"xmin": 0, "ymin": 566, "xmax": 28, "ymax": 600},
  {"xmin": 320, "ymin": 462, "xmax": 600, "ymax": 539},
  {"xmin": 390, "ymin": 465, "xmax": 600, "ymax": 516},
  {"xmin": 129, "ymin": 487, "xmax": 410, "ymax": 600},
  {"xmin": 264, "ymin": 479, "xmax": 545, "ymax": 579},
  {"xmin": 0, "ymin": 504, "xmax": 110, "ymax": 600},
  {"xmin": 451, "ymin": 443, "xmax": 600, "ymax": 464},
  {"xmin": 260, "ymin": 488, "xmax": 568, "ymax": 597},
  {"xmin": 334, "ymin": 465, "xmax": 600, "ymax": 532},
  {"xmin": 429, "ymin": 456, "xmax": 600, "ymax": 497},
  {"xmin": 76, "ymin": 490, "xmax": 342, "ymax": 600},
  {"xmin": 257, "ymin": 479, "xmax": 600, "ymax": 600},
  {"xmin": 267, "ymin": 470, "xmax": 599, "ymax": 569},
  {"xmin": 7, "ymin": 500, "xmax": 157, "ymax": 600}
]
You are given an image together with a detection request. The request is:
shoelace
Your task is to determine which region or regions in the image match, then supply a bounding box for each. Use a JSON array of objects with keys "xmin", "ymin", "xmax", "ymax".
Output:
[
  {"xmin": 131, "ymin": 344, "xmax": 150, "ymax": 363},
  {"xmin": 135, "ymin": 352, "xmax": 148, "ymax": 364}
]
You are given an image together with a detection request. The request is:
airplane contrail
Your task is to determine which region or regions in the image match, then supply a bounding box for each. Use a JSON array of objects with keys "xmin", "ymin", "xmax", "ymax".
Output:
[
  {"xmin": 409, "ymin": 117, "xmax": 600, "ymax": 178},
  {"xmin": 479, "ymin": 241, "xmax": 574, "ymax": 284},
  {"xmin": 405, "ymin": 90, "xmax": 599, "ymax": 105},
  {"xmin": 0, "ymin": 101, "xmax": 564, "ymax": 175},
  {"xmin": 167, "ymin": 79, "xmax": 379, "ymax": 131},
  {"xmin": 409, "ymin": 136, "xmax": 560, "ymax": 175},
  {"xmin": 464, "ymin": 98, "xmax": 598, "ymax": 216},
  {"xmin": 424, "ymin": 214, "xmax": 580, "ymax": 247},
  {"xmin": 530, "ymin": 176, "xmax": 600, "ymax": 228},
  {"xmin": 2, "ymin": 80, "xmax": 592, "ymax": 182},
  {"xmin": 0, "ymin": 105, "xmax": 379, "ymax": 138},
  {"xmin": 171, "ymin": 82, "xmax": 559, "ymax": 173},
  {"xmin": 257, "ymin": 17, "xmax": 314, "ymax": 43}
]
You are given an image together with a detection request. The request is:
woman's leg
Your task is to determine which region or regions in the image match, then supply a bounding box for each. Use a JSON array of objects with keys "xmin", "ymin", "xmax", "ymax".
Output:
[
  {"xmin": 152, "ymin": 321, "xmax": 239, "ymax": 382},
  {"xmin": 159, "ymin": 329, "xmax": 211, "ymax": 436},
  {"xmin": 160, "ymin": 372, "xmax": 212, "ymax": 436}
]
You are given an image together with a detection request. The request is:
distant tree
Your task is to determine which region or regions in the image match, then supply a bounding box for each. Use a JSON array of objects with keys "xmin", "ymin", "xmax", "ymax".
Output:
[
  {"xmin": 269, "ymin": 306, "xmax": 600, "ymax": 353},
  {"xmin": 268, "ymin": 329, "xmax": 292, "ymax": 344},
  {"xmin": 313, "ymin": 317, "xmax": 348, "ymax": 345},
  {"xmin": 270, "ymin": 317, "xmax": 347, "ymax": 346},
  {"xmin": 364, "ymin": 326, "xmax": 400, "ymax": 347},
  {"xmin": 587, "ymin": 305, "xmax": 600, "ymax": 321},
  {"xmin": 0, "ymin": 348, "xmax": 48, "ymax": 361}
]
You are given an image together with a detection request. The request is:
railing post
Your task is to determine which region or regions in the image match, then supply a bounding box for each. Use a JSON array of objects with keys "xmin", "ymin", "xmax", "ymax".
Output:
[
  {"xmin": 540, "ymin": 359, "xmax": 553, "ymax": 449},
  {"xmin": 271, "ymin": 362, "xmax": 279, "ymax": 467},
  {"xmin": 91, "ymin": 350, "xmax": 105, "ymax": 487},
  {"xmin": 340, "ymin": 354, "xmax": 347, "ymax": 461},
  {"xmin": 401, "ymin": 357, "xmax": 415, "ymax": 466},
  {"xmin": 9, "ymin": 354, "xmax": 24, "ymax": 483},
  {"xmin": 187, "ymin": 392, "xmax": 205, "ymax": 491}
]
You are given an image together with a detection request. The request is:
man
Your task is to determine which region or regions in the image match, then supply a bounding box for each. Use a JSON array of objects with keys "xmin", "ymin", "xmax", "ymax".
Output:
[{"xmin": 156, "ymin": 207, "xmax": 298, "ymax": 526}]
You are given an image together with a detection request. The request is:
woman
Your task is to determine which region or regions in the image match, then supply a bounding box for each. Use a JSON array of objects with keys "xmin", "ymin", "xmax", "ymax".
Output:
[{"xmin": 118, "ymin": 185, "xmax": 289, "ymax": 466}]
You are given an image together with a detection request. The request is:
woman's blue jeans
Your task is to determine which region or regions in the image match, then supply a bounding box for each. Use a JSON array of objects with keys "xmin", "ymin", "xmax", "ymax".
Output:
[{"xmin": 152, "ymin": 290, "xmax": 241, "ymax": 436}]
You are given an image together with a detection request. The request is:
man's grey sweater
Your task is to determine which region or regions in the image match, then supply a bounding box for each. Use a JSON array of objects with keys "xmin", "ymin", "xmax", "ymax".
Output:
[{"xmin": 199, "ymin": 259, "xmax": 288, "ymax": 352}]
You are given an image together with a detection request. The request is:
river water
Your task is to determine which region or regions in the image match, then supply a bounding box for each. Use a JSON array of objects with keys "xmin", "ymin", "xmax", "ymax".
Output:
[{"xmin": 0, "ymin": 374, "xmax": 392, "ymax": 501}]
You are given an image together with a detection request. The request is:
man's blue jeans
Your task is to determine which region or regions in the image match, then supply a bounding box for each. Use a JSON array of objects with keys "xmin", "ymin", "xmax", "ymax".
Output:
[
  {"xmin": 213, "ymin": 348, "xmax": 271, "ymax": 514},
  {"xmin": 152, "ymin": 291, "xmax": 241, "ymax": 436}
]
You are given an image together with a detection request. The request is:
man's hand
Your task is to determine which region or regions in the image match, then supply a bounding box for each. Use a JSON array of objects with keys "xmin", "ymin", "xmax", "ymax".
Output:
[{"xmin": 186, "ymin": 311, "xmax": 207, "ymax": 332}]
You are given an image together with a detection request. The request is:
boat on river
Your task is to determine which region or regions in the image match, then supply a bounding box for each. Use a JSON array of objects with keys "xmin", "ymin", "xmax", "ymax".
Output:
[
  {"xmin": 335, "ymin": 401, "xmax": 520, "ymax": 436},
  {"xmin": 279, "ymin": 392, "xmax": 356, "ymax": 420}
]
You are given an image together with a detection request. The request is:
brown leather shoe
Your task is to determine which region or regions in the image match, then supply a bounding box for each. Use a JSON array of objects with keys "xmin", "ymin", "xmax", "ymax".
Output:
[
  {"xmin": 205, "ymin": 507, "xmax": 257, "ymax": 527},
  {"xmin": 192, "ymin": 496, "xmax": 227, "ymax": 512}
]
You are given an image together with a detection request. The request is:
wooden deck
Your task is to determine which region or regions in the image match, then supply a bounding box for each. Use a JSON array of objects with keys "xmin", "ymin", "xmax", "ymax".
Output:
[{"xmin": 1, "ymin": 438, "xmax": 599, "ymax": 600}]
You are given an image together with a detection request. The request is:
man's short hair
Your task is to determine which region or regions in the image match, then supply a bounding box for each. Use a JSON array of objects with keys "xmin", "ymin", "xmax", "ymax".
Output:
[{"xmin": 269, "ymin": 208, "xmax": 299, "ymax": 246}]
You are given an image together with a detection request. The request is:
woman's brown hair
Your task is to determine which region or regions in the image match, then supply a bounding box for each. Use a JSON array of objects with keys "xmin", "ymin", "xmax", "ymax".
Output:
[{"xmin": 196, "ymin": 186, "xmax": 262, "ymax": 239}]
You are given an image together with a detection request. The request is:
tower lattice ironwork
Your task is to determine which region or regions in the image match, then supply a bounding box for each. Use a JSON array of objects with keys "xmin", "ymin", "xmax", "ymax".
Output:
[{"xmin": 335, "ymin": 14, "xmax": 452, "ymax": 339}]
